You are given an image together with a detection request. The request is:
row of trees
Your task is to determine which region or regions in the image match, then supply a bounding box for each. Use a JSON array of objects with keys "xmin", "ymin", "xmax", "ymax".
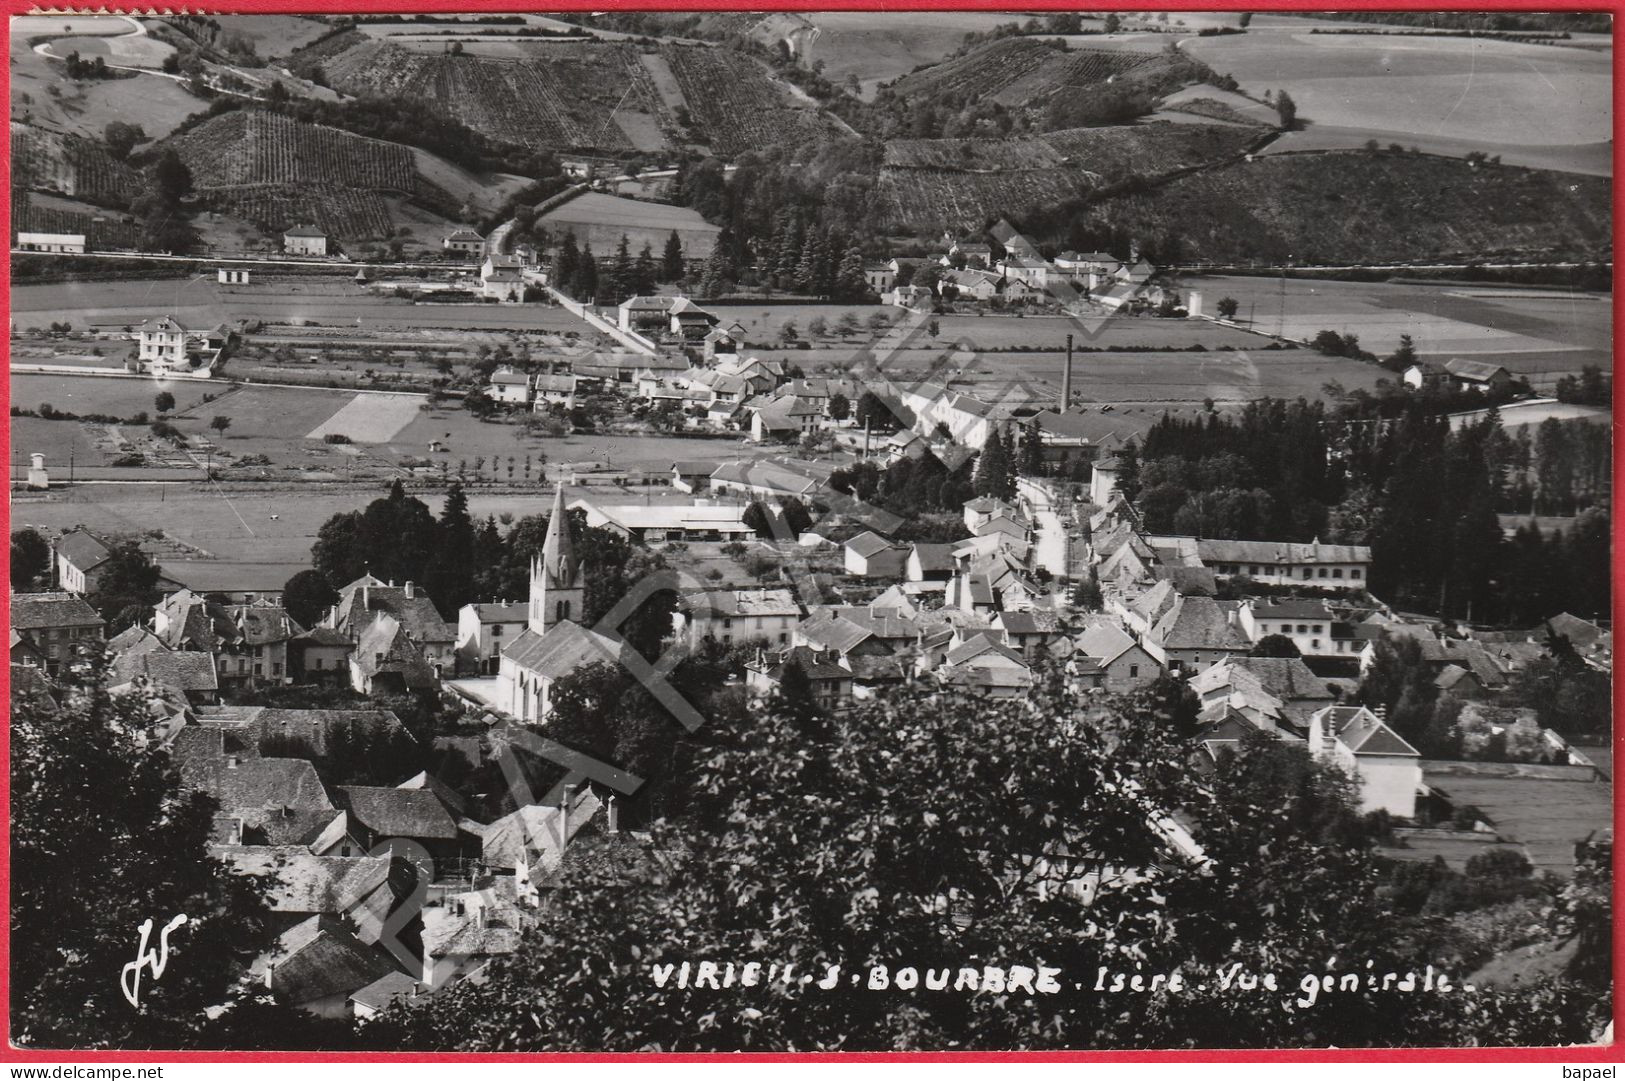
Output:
[{"xmin": 551, "ymin": 230, "xmax": 687, "ymax": 305}]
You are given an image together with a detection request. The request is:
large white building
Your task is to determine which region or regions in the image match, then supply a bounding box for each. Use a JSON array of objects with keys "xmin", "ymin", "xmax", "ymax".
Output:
[{"xmin": 1307, "ymin": 705, "xmax": 1422, "ymax": 818}]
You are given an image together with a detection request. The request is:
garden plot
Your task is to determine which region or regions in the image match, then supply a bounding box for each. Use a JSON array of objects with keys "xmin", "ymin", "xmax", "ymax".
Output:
[{"xmin": 306, "ymin": 393, "xmax": 425, "ymax": 443}]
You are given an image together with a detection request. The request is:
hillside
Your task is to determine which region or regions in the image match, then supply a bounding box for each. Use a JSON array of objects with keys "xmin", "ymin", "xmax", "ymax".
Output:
[
  {"xmin": 876, "ymin": 122, "xmax": 1262, "ymax": 232},
  {"xmin": 1043, "ymin": 152, "xmax": 1612, "ymax": 265},
  {"xmin": 294, "ymin": 32, "xmax": 670, "ymax": 154},
  {"xmin": 660, "ymin": 44, "xmax": 848, "ymax": 156},
  {"xmin": 889, "ymin": 37, "xmax": 1187, "ymax": 109},
  {"xmin": 160, "ymin": 110, "xmax": 455, "ymax": 242},
  {"xmin": 10, "ymin": 122, "xmax": 141, "ymax": 207}
]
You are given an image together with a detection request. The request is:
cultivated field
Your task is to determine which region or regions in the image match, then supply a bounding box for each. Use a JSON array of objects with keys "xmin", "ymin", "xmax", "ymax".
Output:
[
  {"xmin": 304, "ymin": 393, "xmax": 423, "ymax": 443},
  {"xmin": 11, "ymin": 278, "xmax": 600, "ymax": 337},
  {"xmin": 1187, "ymin": 275, "xmax": 1612, "ymax": 373},
  {"xmin": 539, "ymin": 192, "xmax": 720, "ymax": 258},
  {"xmin": 10, "ymin": 34, "xmax": 204, "ymax": 143},
  {"xmin": 1182, "ymin": 29, "xmax": 1613, "ymax": 174},
  {"xmin": 798, "ymin": 11, "xmax": 1019, "ymax": 99},
  {"xmin": 661, "ymin": 44, "xmax": 846, "ymax": 156}
]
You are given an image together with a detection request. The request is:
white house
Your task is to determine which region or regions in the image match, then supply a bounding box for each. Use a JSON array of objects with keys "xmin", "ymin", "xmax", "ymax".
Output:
[
  {"xmin": 1307, "ymin": 705, "xmax": 1422, "ymax": 818},
  {"xmin": 455, "ymin": 601, "xmax": 528, "ymax": 675},
  {"xmin": 1190, "ymin": 538, "xmax": 1372, "ymax": 591},
  {"xmin": 282, "ymin": 225, "xmax": 328, "ymax": 257},
  {"xmin": 844, "ymin": 532, "xmax": 908, "ymax": 578},
  {"xmin": 137, "ymin": 316, "xmax": 188, "ymax": 368},
  {"xmin": 443, "ymin": 228, "xmax": 485, "ymax": 257},
  {"xmin": 1238, "ymin": 598, "xmax": 1359, "ymax": 659},
  {"xmin": 488, "ymin": 367, "xmax": 532, "ymax": 405},
  {"xmin": 680, "ymin": 588, "xmax": 802, "ymax": 649},
  {"xmin": 1090, "ymin": 456, "xmax": 1121, "ymax": 505},
  {"xmin": 531, "ymin": 373, "xmax": 577, "ymax": 410},
  {"xmin": 217, "ymin": 268, "xmax": 250, "ymax": 285},
  {"xmin": 481, "ymin": 255, "xmax": 526, "ymax": 303}
]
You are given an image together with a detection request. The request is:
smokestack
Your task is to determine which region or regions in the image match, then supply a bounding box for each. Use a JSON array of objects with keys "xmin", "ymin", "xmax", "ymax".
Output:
[
  {"xmin": 607, "ymin": 794, "xmax": 620, "ymax": 834},
  {"xmin": 404, "ymin": 581, "xmax": 415, "ymax": 598},
  {"xmin": 1061, "ymin": 334, "xmax": 1073, "ymax": 414}
]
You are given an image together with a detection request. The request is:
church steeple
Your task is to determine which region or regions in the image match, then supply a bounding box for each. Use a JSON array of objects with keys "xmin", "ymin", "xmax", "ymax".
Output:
[{"xmin": 529, "ymin": 486, "xmax": 583, "ymax": 634}]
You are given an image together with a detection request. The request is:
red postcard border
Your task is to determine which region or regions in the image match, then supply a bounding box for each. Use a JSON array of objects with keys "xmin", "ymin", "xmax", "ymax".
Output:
[{"xmin": 0, "ymin": 0, "xmax": 1618, "ymax": 1063}]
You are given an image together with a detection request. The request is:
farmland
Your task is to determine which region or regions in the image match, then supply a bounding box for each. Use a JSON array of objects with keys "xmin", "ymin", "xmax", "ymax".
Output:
[
  {"xmin": 1182, "ymin": 28, "xmax": 1612, "ymax": 175},
  {"xmin": 1183, "ymin": 274, "xmax": 1611, "ymax": 387},
  {"xmin": 538, "ymin": 191, "xmax": 720, "ymax": 258},
  {"xmin": 1068, "ymin": 152, "xmax": 1611, "ymax": 265},
  {"xmin": 10, "ymin": 28, "xmax": 204, "ymax": 144},
  {"xmin": 877, "ymin": 167, "xmax": 1090, "ymax": 233},
  {"xmin": 661, "ymin": 44, "xmax": 845, "ymax": 156}
]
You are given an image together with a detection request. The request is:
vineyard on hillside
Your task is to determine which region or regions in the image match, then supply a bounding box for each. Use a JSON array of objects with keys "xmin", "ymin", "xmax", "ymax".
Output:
[
  {"xmin": 208, "ymin": 186, "xmax": 396, "ymax": 241},
  {"xmin": 876, "ymin": 166, "xmax": 1092, "ymax": 232},
  {"xmin": 294, "ymin": 33, "xmax": 670, "ymax": 152},
  {"xmin": 990, "ymin": 48, "xmax": 1155, "ymax": 108},
  {"xmin": 884, "ymin": 137, "xmax": 1068, "ymax": 171},
  {"xmin": 166, "ymin": 111, "xmax": 419, "ymax": 192},
  {"xmin": 1071, "ymin": 153, "xmax": 1612, "ymax": 264},
  {"xmin": 889, "ymin": 38, "xmax": 1060, "ymax": 103},
  {"xmin": 662, "ymin": 44, "xmax": 844, "ymax": 156},
  {"xmin": 10, "ymin": 123, "xmax": 140, "ymax": 206}
]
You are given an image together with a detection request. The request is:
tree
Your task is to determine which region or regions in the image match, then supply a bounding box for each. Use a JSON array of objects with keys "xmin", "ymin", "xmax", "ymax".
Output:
[
  {"xmin": 1274, "ymin": 90, "xmax": 1298, "ymax": 130},
  {"xmin": 154, "ymin": 391, "xmax": 175, "ymax": 414},
  {"xmin": 1104, "ymin": 12, "xmax": 1122, "ymax": 31},
  {"xmin": 661, "ymin": 230, "xmax": 684, "ymax": 282},
  {"xmin": 827, "ymin": 392, "xmax": 850, "ymax": 423},
  {"xmin": 209, "ymin": 415, "xmax": 231, "ymax": 438},
  {"xmin": 12, "ymin": 657, "xmax": 273, "ymax": 1048},
  {"xmin": 281, "ymin": 569, "xmax": 337, "ymax": 629},
  {"xmin": 11, "ymin": 528, "xmax": 51, "ymax": 589},
  {"xmin": 312, "ymin": 510, "xmax": 365, "ymax": 589},
  {"xmin": 807, "ymin": 316, "xmax": 828, "ymax": 339},
  {"xmin": 88, "ymin": 542, "xmax": 162, "ymax": 631},
  {"xmin": 1249, "ymin": 633, "xmax": 1302, "ymax": 658},
  {"xmin": 777, "ymin": 320, "xmax": 800, "ymax": 345},
  {"xmin": 633, "ymin": 242, "xmax": 657, "ymax": 297},
  {"xmin": 609, "ymin": 234, "xmax": 633, "ymax": 302},
  {"xmin": 1216, "ymin": 296, "xmax": 1239, "ymax": 320},
  {"xmin": 464, "ymin": 386, "xmax": 496, "ymax": 420},
  {"xmin": 103, "ymin": 120, "xmax": 145, "ymax": 161},
  {"xmin": 855, "ymin": 390, "xmax": 896, "ymax": 432},
  {"xmin": 425, "ymin": 483, "xmax": 477, "ymax": 619}
]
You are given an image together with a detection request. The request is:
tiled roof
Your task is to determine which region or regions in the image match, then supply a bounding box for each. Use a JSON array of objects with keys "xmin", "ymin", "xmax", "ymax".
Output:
[
  {"xmin": 1076, "ymin": 623, "xmax": 1140, "ymax": 664},
  {"xmin": 1444, "ymin": 358, "xmax": 1510, "ymax": 382},
  {"xmin": 471, "ymin": 602, "xmax": 528, "ymax": 623},
  {"xmin": 845, "ymin": 531, "xmax": 898, "ymax": 559},
  {"xmin": 231, "ymin": 604, "xmax": 302, "ymax": 646},
  {"xmin": 1315, "ymin": 706, "xmax": 1420, "ymax": 757},
  {"xmin": 335, "ymin": 582, "xmax": 453, "ymax": 644},
  {"xmin": 481, "ymin": 788, "xmax": 602, "ymax": 871},
  {"xmin": 265, "ymin": 915, "xmax": 398, "ymax": 1005},
  {"xmin": 112, "ymin": 650, "xmax": 219, "ymax": 693},
  {"xmin": 1194, "ymin": 538, "xmax": 1371, "ymax": 566},
  {"xmin": 350, "ymin": 971, "xmax": 422, "ymax": 1012},
  {"xmin": 691, "ymin": 588, "xmax": 802, "ymax": 618},
  {"xmin": 1150, "ymin": 596, "xmax": 1250, "ymax": 652},
  {"xmin": 501, "ymin": 621, "xmax": 623, "ymax": 679},
  {"xmin": 12, "ymin": 591, "xmax": 104, "ymax": 630},
  {"xmin": 216, "ymin": 847, "xmax": 391, "ymax": 915},
  {"xmin": 53, "ymin": 528, "xmax": 113, "ymax": 570},
  {"xmin": 339, "ymin": 786, "xmax": 460, "ymax": 842}
]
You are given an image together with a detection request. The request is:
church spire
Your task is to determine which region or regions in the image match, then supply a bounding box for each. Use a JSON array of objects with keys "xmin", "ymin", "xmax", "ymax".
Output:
[{"xmin": 541, "ymin": 485, "xmax": 578, "ymax": 587}]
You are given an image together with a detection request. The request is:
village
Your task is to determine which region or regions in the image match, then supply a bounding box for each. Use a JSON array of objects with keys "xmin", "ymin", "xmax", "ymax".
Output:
[{"xmin": 10, "ymin": 207, "xmax": 1612, "ymax": 1018}]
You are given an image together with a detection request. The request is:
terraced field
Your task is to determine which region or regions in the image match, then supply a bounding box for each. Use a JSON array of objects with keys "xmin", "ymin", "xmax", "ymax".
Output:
[
  {"xmin": 661, "ymin": 44, "xmax": 844, "ymax": 156},
  {"xmin": 11, "ymin": 190, "xmax": 141, "ymax": 249},
  {"xmin": 877, "ymin": 168, "xmax": 1092, "ymax": 232}
]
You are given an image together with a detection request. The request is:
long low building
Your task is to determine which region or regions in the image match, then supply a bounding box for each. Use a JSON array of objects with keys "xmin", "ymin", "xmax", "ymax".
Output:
[
  {"xmin": 1147, "ymin": 535, "xmax": 1372, "ymax": 591},
  {"xmin": 569, "ymin": 496, "xmax": 756, "ymax": 544}
]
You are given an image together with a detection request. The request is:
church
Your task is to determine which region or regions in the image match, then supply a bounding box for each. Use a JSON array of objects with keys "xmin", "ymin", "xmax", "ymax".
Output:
[{"xmin": 495, "ymin": 487, "xmax": 628, "ymax": 723}]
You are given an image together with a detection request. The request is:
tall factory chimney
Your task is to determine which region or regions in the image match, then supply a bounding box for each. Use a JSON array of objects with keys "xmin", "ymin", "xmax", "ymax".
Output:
[{"xmin": 1060, "ymin": 333, "xmax": 1074, "ymax": 414}]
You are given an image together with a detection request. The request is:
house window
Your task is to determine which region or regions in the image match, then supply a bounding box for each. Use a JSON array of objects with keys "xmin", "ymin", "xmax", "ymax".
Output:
[
  {"xmin": 1312, "ymin": 640, "xmax": 1320, "ymax": 650},
  {"xmin": 1351, "ymin": 569, "xmax": 1363, "ymax": 579},
  {"xmin": 254, "ymin": 664, "xmax": 263, "ymax": 676},
  {"xmin": 1129, "ymin": 664, "xmax": 1139, "ymax": 678},
  {"xmin": 1296, "ymin": 624, "xmax": 1308, "ymax": 634},
  {"xmin": 1313, "ymin": 625, "xmax": 1324, "ymax": 634},
  {"xmin": 1332, "ymin": 568, "xmax": 1344, "ymax": 579},
  {"xmin": 272, "ymin": 663, "xmax": 282, "ymax": 676},
  {"xmin": 1318, "ymin": 568, "xmax": 1329, "ymax": 578},
  {"xmin": 779, "ymin": 633, "xmax": 789, "ymax": 644},
  {"xmin": 1302, "ymin": 569, "xmax": 1313, "ymax": 580},
  {"xmin": 492, "ymin": 625, "xmax": 504, "ymax": 636},
  {"xmin": 723, "ymin": 617, "xmax": 733, "ymax": 630},
  {"xmin": 313, "ymin": 658, "xmax": 323, "ymax": 670}
]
